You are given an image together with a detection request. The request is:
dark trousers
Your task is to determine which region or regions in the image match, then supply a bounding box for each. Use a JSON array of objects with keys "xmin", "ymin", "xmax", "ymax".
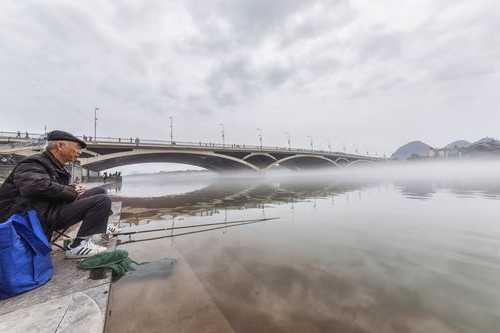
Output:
[{"xmin": 49, "ymin": 187, "xmax": 112, "ymax": 238}]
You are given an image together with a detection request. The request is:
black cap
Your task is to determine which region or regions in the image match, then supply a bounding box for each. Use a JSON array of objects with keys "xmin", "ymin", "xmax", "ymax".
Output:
[{"xmin": 46, "ymin": 130, "xmax": 87, "ymax": 149}]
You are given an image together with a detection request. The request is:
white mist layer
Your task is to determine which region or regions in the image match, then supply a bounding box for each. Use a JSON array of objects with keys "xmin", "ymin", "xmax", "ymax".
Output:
[{"xmin": 267, "ymin": 160, "xmax": 500, "ymax": 183}]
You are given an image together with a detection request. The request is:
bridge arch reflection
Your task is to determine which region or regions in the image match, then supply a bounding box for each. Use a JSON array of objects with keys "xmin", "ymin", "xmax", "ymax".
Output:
[{"xmin": 114, "ymin": 176, "xmax": 370, "ymax": 222}]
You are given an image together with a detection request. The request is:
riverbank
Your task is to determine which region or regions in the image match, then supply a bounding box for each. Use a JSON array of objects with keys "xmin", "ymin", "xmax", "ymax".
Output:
[{"xmin": 0, "ymin": 202, "xmax": 122, "ymax": 333}]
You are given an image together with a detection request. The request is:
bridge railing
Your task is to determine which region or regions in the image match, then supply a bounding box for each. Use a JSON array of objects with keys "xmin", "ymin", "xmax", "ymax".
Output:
[
  {"xmin": 83, "ymin": 136, "xmax": 342, "ymax": 154},
  {"xmin": 0, "ymin": 131, "xmax": 45, "ymax": 140},
  {"xmin": 0, "ymin": 131, "xmax": 46, "ymax": 146},
  {"xmin": 80, "ymin": 137, "xmax": 381, "ymax": 159},
  {"xmin": 0, "ymin": 132, "xmax": 383, "ymax": 160}
]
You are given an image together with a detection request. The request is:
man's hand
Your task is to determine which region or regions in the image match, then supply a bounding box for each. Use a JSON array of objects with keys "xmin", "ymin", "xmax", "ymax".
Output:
[{"xmin": 74, "ymin": 184, "xmax": 87, "ymax": 197}]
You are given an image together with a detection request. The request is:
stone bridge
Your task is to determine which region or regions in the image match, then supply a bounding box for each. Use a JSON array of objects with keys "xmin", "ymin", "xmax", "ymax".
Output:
[{"xmin": 0, "ymin": 132, "xmax": 383, "ymax": 173}]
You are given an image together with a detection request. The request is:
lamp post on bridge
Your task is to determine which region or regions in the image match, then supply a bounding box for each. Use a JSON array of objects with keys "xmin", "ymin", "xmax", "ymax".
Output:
[
  {"xmin": 219, "ymin": 123, "xmax": 225, "ymax": 147},
  {"xmin": 169, "ymin": 116, "xmax": 173, "ymax": 143},
  {"xmin": 257, "ymin": 128, "xmax": 263, "ymax": 150},
  {"xmin": 307, "ymin": 136, "xmax": 314, "ymax": 151},
  {"xmin": 285, "ymin": 132, "xmax": 291, "ymax": 150},
  {"xmin": 94, "ymin": 107, "xmax": 99, "ymax": 141}
]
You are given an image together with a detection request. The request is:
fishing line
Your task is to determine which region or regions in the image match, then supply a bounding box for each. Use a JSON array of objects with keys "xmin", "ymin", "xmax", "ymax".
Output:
[
  {"xmin": 113, "ymin": 217, "xmax": 280, "ymax": 236},
  {"xmin": 117, "ymin": 218, "xmax": 280, "ymax": 246}
]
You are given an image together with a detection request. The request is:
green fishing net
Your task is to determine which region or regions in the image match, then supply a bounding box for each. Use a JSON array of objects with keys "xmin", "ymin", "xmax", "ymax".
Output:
[{"xmin": 79, "ymin": 249, "xmax": 140, "ymax": 277}]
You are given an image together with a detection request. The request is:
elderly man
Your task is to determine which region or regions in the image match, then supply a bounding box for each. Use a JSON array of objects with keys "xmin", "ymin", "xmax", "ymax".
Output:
[{"xmin": 0, "ymin": 130, "xmax": 111, "ymax": 258}]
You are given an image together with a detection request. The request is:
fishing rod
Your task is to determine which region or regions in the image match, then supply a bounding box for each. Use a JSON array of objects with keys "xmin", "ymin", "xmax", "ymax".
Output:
[
  {"xmin": 117, "ymin": 218, "xmax": 280, "ymax": 246},
  {"xmin": 113, "ymin": 217, "xmax": 280, "ymax": 236}
]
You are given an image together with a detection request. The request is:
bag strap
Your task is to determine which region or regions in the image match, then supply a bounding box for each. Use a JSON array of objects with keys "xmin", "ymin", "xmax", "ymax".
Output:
[
  {"xmin": 11, "ymin": 212, "xmax": 51, "ymax": 256},
  {"xmin": 27, "ymin": 210, "xmax": 50, "ymax": 247}
]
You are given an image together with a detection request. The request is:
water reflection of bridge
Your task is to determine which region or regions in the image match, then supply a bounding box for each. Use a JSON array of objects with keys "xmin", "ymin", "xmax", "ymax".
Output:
[
  {"xmin": 108, "ymin": 175, "xmax": 500, "ymax": 223},
  {"xmin": 113, "ymin": 177, "xmax": 374, "ymax": 222}
]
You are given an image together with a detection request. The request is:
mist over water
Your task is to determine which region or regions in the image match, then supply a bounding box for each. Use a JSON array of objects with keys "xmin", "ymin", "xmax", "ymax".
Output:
[{"xmin": 106, "ymin": 161, "xmax": 500, "ymax": 333}]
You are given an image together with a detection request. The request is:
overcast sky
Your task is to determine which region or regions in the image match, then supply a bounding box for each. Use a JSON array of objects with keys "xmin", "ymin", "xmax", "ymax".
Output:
[{"xmin": 1, "ymin": 0, "xmax": 500, "ymax": 157}]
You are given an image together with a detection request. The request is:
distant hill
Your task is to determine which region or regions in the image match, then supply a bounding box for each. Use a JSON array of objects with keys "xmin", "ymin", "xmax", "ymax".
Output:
[
  {"xmin": 392, "ymin": 137, "xmax": 500, "ymax": 160},
  {"xmin": 444, "ymin": 140, "xmax": 470, "ymax": 150},
  {"xmin": 391, "ymin": 141, "xmax": 434, "ymax": 160},
  {"xmin": 462, "ymin": 137, "xmax": 500, "ymax": 156}
]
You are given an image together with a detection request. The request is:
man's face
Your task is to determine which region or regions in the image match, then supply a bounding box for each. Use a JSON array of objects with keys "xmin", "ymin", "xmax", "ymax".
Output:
[{"xmin": 59, "ymin": 141, "xmax": 81, "ymax": 163}]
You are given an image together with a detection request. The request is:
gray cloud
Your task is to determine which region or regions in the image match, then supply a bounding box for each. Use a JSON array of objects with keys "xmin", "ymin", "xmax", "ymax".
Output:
[
  {"xmin": 357, "ymin": 32, "xmax": 404, "ymax": 63},
  {"xmin": 175, "ymin": 0, "xmax": 355, "ymax": 108},
  {"xmin": 279, "ymin": 0, "xmax": 357, "ymax": 48},
  {"xmin": 1, "ymin": 0, "xmax": 500, "ymax": 155},
  {"xmin": 184, "ymin": 0, "xmax": 307, "ymax": 46},
  {"xmin": 434, "ymin": 62, "xmax": 496, "ymax": 82}
]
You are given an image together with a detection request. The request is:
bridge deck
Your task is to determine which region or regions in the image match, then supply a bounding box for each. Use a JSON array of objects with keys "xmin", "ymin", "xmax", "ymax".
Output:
[
  {"xmin": 1, "ymin": 132, "xmax": 384, "ymax": 173},
  {"xmin": 0, "ymin": 132, "xmax": 382, "ymax": 161}
]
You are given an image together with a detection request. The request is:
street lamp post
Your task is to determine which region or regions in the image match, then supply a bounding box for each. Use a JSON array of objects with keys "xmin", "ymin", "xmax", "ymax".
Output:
[
  {"xmin": 285, "ymin": 132, "xmax": 291, "ymax": 150},
  {"xmin": 94, "ymin": 107, "xmax": 99, "ymax": 141},
  {"xmin": 219, "ymin": 123, "xmax": 225, "ymax": 146},
  {"xmin": 169, "ymin": 116, "xmax": 173, "ymax": 143},
  {"xmin": 307, "ymin": 136, "xmax": 314, "ymax": 151},
  {"xmin": 257, "ymin": 128, "xmax": 263, "ymax": 149}
]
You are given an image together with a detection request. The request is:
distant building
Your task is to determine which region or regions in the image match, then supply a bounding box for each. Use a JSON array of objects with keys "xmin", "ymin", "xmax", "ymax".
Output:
[{"xmin": 428, "ymin": 147, "xmax": 463, "ymax": 159}]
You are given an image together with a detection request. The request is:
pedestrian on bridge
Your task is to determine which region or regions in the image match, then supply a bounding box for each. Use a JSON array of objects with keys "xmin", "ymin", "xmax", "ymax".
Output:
[{"xmin": 0, "ymin": 130, "xmax": 112, "ymax": 258}]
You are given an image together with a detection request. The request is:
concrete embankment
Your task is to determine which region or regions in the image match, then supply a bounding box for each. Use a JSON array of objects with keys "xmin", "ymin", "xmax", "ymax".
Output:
[{"xmin": 0, "ymin": 202, "xmax": 122, "ymax": 333}]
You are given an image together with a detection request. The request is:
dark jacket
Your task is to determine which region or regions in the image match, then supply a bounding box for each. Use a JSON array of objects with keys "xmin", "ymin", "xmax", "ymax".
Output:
[{"xmin": 0, "ymin": 151, "xmax": 78, "ymax": 225}]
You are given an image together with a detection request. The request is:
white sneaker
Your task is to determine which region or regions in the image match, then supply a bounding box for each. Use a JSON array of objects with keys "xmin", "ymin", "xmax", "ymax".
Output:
[{"xmin": 65, "ymin": 238, "xmax": 107, "ymax": 259}]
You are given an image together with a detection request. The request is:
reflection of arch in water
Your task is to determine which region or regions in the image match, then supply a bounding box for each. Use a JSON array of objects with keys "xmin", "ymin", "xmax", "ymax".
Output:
[
  {"xmin": 116, "ymin": 176, "xmax": 370, "ymax": 218},
  {"xmin": 117, "ymin": 180, "xmax": 256, "ymax": 209},
  {"xmin": 277, "ymin": 178, "xmax": 373, "ymax": 200},
  {"xmin": 265, "ymin": 155, "xmax": 340, "ymax": 171},
  {"xmin": 425, "ymin": 179, "xmax": 500, "ymax": 200},
  {"xmin": 396, "ymin": 181, "xmax": 436, "ymax": 200}
]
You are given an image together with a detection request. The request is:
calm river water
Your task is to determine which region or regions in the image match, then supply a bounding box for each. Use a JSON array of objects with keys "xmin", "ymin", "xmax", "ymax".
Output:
[{"xmin": 105, "ymin": 167, "xmax": 500, "ymax": 333}]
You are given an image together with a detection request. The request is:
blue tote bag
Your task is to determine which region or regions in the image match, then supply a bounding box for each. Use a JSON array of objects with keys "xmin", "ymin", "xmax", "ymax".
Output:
[{"xmin": 0, "ymin": 210, "xmax": 53, "ymax": 299}]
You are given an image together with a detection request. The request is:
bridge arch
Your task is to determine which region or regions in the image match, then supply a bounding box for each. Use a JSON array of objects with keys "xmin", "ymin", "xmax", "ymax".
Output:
[
  {"xmin": 242, "ymin": 152, "xmax": 277, "ymax": 169},
  {"xmin": 334, "ymin": 157, "xmax": 350, "ymax": 165},
  {"xmin": 80, "ymin": 149, "xmax": 99, "ymax": 158},
  {"xmin": 242, "ymin": 152, "xmax": 277, "ymax": 161},
  {"xmin": 79, "ymin": 149, "xmax": 260, "ymax": 173},
  {"xmin": 264, "ymin": 154, "xmax": 340, "ymax": 171}
]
